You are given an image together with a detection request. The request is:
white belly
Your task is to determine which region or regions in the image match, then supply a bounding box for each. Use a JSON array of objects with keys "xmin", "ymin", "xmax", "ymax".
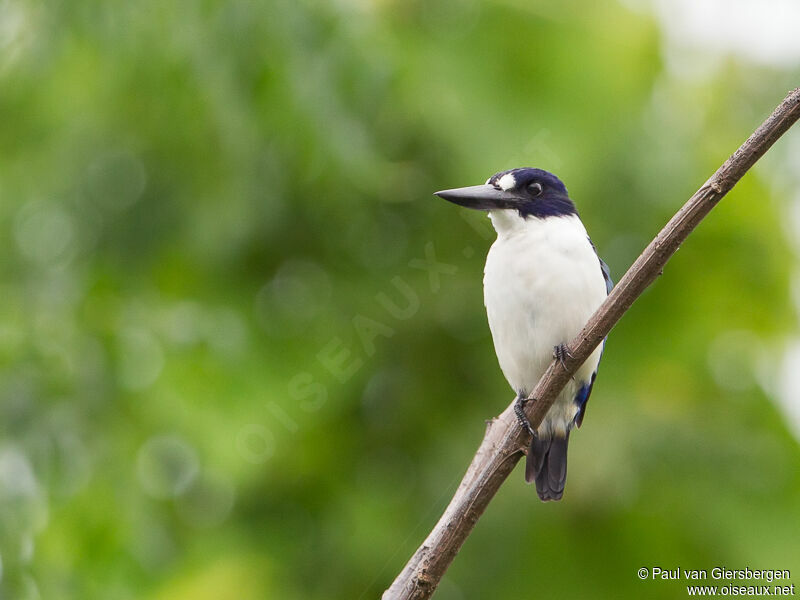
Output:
[{"xmin": 483, "ymin": 212, "xmax": 607, "ymax": 434}]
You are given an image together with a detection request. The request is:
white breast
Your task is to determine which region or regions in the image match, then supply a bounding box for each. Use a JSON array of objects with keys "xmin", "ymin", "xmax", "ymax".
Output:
[{"xmin": 483, "ymin": 211, "xmax": 607, "ymax": 434}]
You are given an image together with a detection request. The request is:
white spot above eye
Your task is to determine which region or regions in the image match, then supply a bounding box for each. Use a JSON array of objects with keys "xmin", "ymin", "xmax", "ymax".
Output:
[{"xmin": 497, "ymin": 173, "xmax": 517, "ymax": 191}]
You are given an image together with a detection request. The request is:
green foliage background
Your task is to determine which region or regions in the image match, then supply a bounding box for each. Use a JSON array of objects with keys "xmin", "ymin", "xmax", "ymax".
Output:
[{"xmin": 0, "ymin": 1, "xmax": 798, "ymax": 598}]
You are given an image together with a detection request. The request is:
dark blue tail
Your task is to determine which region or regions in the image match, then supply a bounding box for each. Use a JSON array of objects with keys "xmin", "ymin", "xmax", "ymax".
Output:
[{"xmin": 525, "ymin": 431, "xmax": 570, "ymax": 501}]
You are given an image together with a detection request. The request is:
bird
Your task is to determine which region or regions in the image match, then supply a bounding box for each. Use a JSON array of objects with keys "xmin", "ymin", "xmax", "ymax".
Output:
[{"xmin": 435, "ymin": 167, "xmax": 612, "ymax": 501}]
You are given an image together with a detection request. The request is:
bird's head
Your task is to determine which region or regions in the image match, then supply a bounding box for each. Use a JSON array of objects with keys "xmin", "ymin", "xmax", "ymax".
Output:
[{"xmin": 435, "ymin": 168, "xmax": 576, "ymax": 220}]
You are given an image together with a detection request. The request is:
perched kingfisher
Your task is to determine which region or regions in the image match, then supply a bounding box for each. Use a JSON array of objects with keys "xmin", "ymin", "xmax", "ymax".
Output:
[{"xmin": 435, "ymin": 168, "xmax": 612, "ymax": 501}]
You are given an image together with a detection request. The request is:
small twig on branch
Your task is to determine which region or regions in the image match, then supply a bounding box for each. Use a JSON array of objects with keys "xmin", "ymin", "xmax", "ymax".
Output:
[{"xmin": 383, "ymin": 88, "xmax": 800, "ymax": 600}]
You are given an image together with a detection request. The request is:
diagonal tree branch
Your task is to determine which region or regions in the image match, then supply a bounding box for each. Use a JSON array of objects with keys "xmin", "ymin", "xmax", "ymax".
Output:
[{"xmin": 383, "ymin": 88, "xmax": 800, "ymax": 600}]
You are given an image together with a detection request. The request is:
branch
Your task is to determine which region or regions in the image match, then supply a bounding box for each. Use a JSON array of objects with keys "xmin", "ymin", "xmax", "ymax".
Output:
[{"xmin": 383, "ymin": 88, "xmax": 800, "ymax": 600}]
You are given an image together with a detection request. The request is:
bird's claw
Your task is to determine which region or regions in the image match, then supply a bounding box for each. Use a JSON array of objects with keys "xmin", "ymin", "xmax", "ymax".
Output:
[
  {"xmin": 514, "ymin": 394, "xmax": 536, "ymax": 437},
  {"xmin": 553, "ymin": 343, "xmax": 572, "ymax": 371}
]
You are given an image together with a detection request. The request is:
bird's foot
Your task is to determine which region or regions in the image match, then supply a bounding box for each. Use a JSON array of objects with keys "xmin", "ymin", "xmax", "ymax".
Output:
[
  {"xmin": 553, "ymin": 343, "xmax": 573, "ymax": 371},
  {"xmin": 514, "ymin": 394, "xmax": 536, "ymax": 437}
]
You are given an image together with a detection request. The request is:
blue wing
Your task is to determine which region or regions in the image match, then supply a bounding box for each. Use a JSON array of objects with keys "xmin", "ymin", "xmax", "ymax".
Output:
[
  {"xmin": 573, "ymin": 376, "xmax": 596, "ymax": 428},
  {"xmin": 599, "ymin": 257, "xmax": 613, "ymax": 294},
  {"xmin": 573, "ymin": 242, "xmax": 613, "ymax": 428}
]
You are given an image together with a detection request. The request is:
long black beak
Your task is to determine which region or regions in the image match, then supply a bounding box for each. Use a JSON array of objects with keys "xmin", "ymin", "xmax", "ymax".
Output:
[{"xmin": 434, "ymin": 184, "xmax": 520, "ymax": 211}]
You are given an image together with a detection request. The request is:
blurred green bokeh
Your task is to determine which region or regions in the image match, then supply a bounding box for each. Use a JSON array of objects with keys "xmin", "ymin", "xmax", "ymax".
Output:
[{"xmin": 1, "ymin": 0, "xmax": 798, "ymax": 598}]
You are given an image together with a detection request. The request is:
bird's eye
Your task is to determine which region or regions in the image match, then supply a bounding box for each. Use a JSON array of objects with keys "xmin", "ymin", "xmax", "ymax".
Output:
[{"xmin": 527, "ymin": 182, "xmax": 543, "ymax": 196}]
